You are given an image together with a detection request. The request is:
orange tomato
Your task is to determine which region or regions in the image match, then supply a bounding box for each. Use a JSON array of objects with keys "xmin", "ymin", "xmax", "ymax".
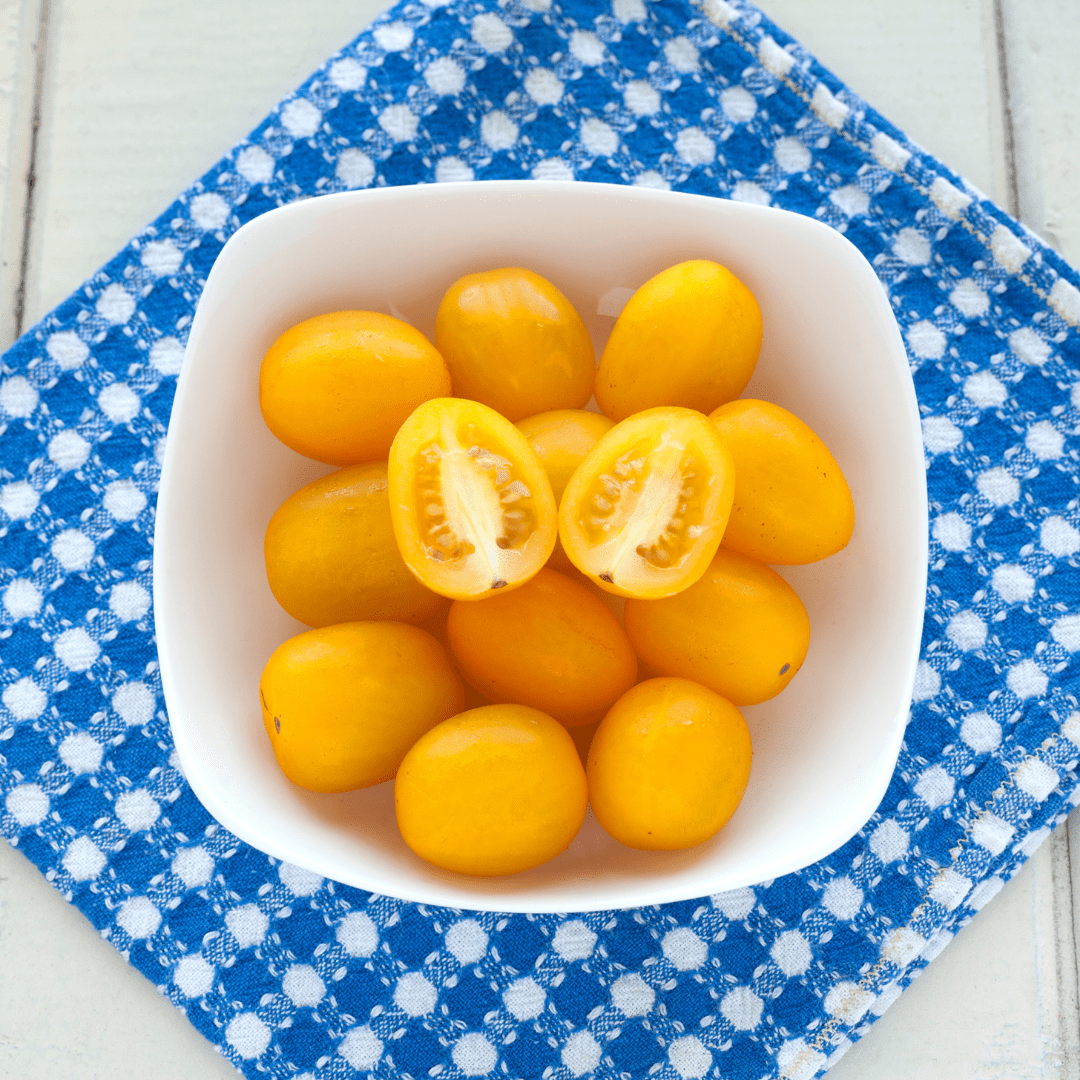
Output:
[
  {"xmin": 388, "ymin": 398, "xmax": 556, "ymax": 600},
  {"xmin": 259, "ymin": 622, "xmax": 464, "ymax": 793},
  {"xmin": 260, "ymin": 311, "xmax": 450, "ymax": 465},
  {"xmin": 595, "ymin": 260, "xmax": 761, "ymax": 421},
  {"xmin": 264, "ymin": 462, "xmax": 448, "ymax": 627},
  {"xmin": 710, "ymin": 399, "xmax": 854, "ymax": 564},
  {"xmin": 587, "ymin": 678, "xmax": 752, "ymax": 850},
  {"xmin": 624, "ymin": 547, "xmax": 810, "ymax": 705},
  {"xmin": 435, "ymin": 267, "xmax": 595, "ymax": 421},
  {"xmin": 395, "ymin": 704, "xmax": 588, "ymax": 875},
  {"xmin": 446, "ymin": 567, "xmax": 638, "ymax": 728},
  {"xmin": 516, "ymin": 409, "xmax": 615, "ymax": 574},
  {"xmin": 558, "ymin": 407, "xmax": 735, "ymax": 598}
]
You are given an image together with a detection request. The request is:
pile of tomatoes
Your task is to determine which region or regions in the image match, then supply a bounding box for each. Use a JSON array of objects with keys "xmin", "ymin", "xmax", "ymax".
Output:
[{"xmin": 256, "ymin": 261, "xmax": 854, "ymax": 877}]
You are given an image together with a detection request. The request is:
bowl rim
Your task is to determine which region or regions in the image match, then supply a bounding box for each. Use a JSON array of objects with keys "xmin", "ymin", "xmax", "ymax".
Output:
[{"xmin": 154, "ymin": 178, "xmax": 927, "ymax": 912}]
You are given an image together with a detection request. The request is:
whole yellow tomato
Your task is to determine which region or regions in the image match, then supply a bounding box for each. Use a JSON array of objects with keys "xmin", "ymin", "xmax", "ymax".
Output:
[
  {"xmin": 260, "ymin": 311, "xmax": 450, "ymax": 466},
  {"xmin": 446, "ymin": 567, "xmax": 638, "ymax": 728},
  {"xmin": 395, "ymin": 704, "xmax": 588, "ymax": 875},
  {"xmin": 624, "ymin": 547, "xmax": 810, "ymax": 705},
  {"xmin": 435, "ymin": 267, "xmax": 595, "ymax": 421},
  {"xmin": 587, "ymin": 677, "xmax": 752, "ymax": 850},
  {"xmin": 264, "ymin": 462, "xmax": 448, "ymax": 627},
  {"xmin": 710, "ymin": 398, "xmax": 854, "ymax": 564},
  {"xmin": 259, "ymin": 622, "xmax": 463, "ymax": 792},
  {"xmin": 595, "ymin": 260, "xmax": 761, "ymax": 421},
  {"xmin": 516, "ymin": 409, "xmax": 615, "ymax": 573}
]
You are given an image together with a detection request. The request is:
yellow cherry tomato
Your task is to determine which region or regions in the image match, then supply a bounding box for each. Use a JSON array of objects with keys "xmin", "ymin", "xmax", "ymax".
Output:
[
  {"xmin": 595, "ymin": 260, "xmax": 762, "ymax": 421},
  {"xmin": 395, "ymin": 704, "xmax": 588, "ymax": 875},
  {"xmin": 259, "ymin": 622, "xmax": 464, "ymax": 793},
  {"xmin": 558, "ymin": 407, "xmax": 735, "ymax": 599},
  {"xmin": 260, "ymin": 311, "xmax": 451, "ymax": 466},
  {"xmin": 587, "ymin": 677, "xmax": 752, "ymax": 850},
  {"xmin": 516, "ymin": 410, "xmax": 616, "ymax": 502},
  {"xmin": 710, "ymin": 399, "xmax": 854, "ymax": 564},
  {"xmin": 446, "ymin": 567, "xmax": 638, "ymax": 728},
  {"xmin": 435, "ymin": 267, "xmax": 596, "ymax": 421},
  {"xmin": 388, "ymin": 398, "xmax": 557, "ymax": 600},
  {"xmin": 624, "ymin": 548, "xmax": 810, "ymax": 705},
  {"xmin": 516, "ymin": 409, "xmax": 615, "ymax": 574},
  {"xmin": 264, "ymin": 462, "xmax": 449, "ymax": 628}
]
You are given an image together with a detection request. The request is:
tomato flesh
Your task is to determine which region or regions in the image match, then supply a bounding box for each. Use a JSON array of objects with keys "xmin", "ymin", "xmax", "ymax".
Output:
[
  {"xmin": 559, "ymin": 407, "xmax": 734, "ymax": 598},
  {"xmin": 389, "ymin": 398, "xmax": 556, "ymax": 600}
]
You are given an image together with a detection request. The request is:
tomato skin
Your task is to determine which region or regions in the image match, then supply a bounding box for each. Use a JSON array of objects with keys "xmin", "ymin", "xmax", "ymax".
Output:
[
  {"xmin": 388, "ymin": 397, "xmax": 557, "ymax": 601},
  {"xmin": 259, "ymin": 622, "xmax": 464, "ymax": 793},
  {"xmin": 587, "ymin": 678, "xmax": 752, "ymax": 851},
  {"xmin": 264, "ymin": 462, "xmax": 449, "ymax": 628},
  {"xmin": 516, "ymin": 409, "xmax": 615, "ymax": 574},
  {"xmin": 395, "ymin": 704, "xmax": 588, "ymax": 876},
  {"xmin": 435, "ymin": 267, "xmax": 596, "ymax": 422},
  {"xmin": 595, "ymin": 260, "xmax": 761, "ymax": 422},
  {"xmin": 516, "ymin": 410, "xmax": 616, "ymax": 503},
  {"xmin": 558, "ymin": 406, "xmax": 735, "ymax": 599},
  {"xmin": 709, "ymin": 399, "xmax": 854, "ymax": 564},
  {"xmin": 446, "ymin": 567, "xmax": 638, "ymax": 728},
  {"xmin": 624, "ymin": 547, "xmax": 810, "ymax": 706},
  {"xmin": 260, "ymin": 311, "xmax": 451, "ymax": 466}
]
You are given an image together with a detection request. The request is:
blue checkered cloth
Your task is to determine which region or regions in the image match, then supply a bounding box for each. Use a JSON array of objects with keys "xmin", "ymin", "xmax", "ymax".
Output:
[{"xmin": 3, "ymin": 1, "xmax": 1080, "ymax": 1077}]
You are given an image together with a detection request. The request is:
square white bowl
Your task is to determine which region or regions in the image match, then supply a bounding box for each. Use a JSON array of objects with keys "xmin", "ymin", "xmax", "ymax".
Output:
[{"xmin": 154, "ymin": 180, "xmax": 926, "ymax": 913}]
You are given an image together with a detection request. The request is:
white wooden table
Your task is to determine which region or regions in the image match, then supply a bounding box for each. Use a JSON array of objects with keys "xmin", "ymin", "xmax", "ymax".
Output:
[{"xmin": 1, "ymin": 1, "xmax": 1078, "ymax": 1076}]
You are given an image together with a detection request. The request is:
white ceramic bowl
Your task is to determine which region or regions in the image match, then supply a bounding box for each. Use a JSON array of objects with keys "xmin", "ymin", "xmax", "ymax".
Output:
[{"xmin": 155, "ymin": 180, "xmax": 926, "ymax": 913}]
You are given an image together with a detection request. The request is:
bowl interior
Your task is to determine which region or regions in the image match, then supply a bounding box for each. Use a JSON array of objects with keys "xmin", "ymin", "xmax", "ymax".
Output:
[{"xmin": 154, "ymin": 181, "xmax": 926, "ymax": 912}]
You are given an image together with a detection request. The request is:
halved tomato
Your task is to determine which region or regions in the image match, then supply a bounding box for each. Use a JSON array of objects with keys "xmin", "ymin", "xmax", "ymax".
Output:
[
  {"xmin": 558, "ymin": 407, "xmax": 734, "ymax": 599},
  {"xmin": 388, "ymin": 398, "xmax": 557, "ymax": 600}
]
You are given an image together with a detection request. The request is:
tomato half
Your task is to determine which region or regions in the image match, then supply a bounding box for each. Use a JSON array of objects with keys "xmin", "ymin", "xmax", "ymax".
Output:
[
  {"xmin": 558, "ymin": 407, "xmax": 735, "ymax": 598},
  {"xmin": 388, "ymin": 398, "xmax": 557, "ymax": 600}
]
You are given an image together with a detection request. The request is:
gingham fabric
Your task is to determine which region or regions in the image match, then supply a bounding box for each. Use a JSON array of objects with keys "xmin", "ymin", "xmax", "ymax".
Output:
[{"xmin": 3, "ymin": 1, "xmax": 1080, "ymax": 1077}]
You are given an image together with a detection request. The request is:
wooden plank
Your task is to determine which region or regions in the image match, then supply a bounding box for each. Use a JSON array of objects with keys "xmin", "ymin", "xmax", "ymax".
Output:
[
  {"xmin": 756, "ymin": 0, "xmax": 1008, "ymax": 203},
  {"xmin": 1001, "ymin": 0, "xmax": 1080, "ymax": 264},
  {"xmin": 0, "ymin": 0, "xmax": 45, "ymax": 349},
  {"xmin": 0, "ymin": 840, "xmax": 238, "ymax": 1079},
  {"xmin": 826, "ymin": 834, "xmax": 1079, "ymax": 1080},
  {"xmin": 21, "ymin": 0, "xmax": 394, "ymax": 327}
]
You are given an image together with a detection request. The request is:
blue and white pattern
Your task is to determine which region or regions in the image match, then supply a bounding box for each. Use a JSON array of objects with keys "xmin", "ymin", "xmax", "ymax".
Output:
[{"xmin": 3, "ymin": 0, "xmax": 1080, "ymax": 1076}]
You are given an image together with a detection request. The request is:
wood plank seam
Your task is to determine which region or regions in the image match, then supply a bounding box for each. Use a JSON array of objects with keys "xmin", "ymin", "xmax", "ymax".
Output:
[
  {"xmin": 11, "ymin": 0, "xmax": 50, "ymax": 340},
  {"xmin": 993, "ymin": 0, "xmax": 1021, "ymax": 219},
  {"xmin": 1057, "ymin": 816, "xmax": 1080, "ymax": 1075}
]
